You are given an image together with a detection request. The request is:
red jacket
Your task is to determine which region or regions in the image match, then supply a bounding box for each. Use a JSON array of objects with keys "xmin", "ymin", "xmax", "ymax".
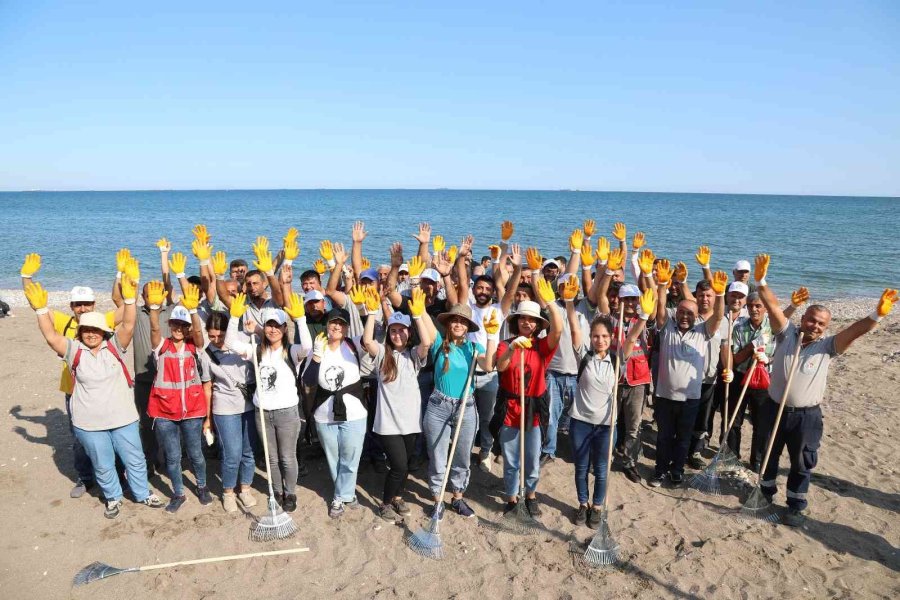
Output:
[{"xmin": 148, "ymin": 339, "xmax": 206, "ymax": 420}]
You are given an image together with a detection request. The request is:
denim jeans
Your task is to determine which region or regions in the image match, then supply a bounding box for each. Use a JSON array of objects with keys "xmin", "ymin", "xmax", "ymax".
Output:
[
  {"xmin": 213, "ymin": 412, "xmax": 257, "ymax": 490},
  {"xmin": 74, "ymin": 421, "xmax": 151, "ymax": 503},
  {"xmin": 257, "ymin": 407, "xmax": 302, "ymax": 496},
  {"xmin": 65, "ymin": 394, "xmax": 94, "ymax": 483},
  {"xmin": 570, "ymin": 418, "xmax": 616, "ymax": 505},
  {"xmin": 653, "ymin": 397, "xmax": 700, "ymax": 478},
  {"xmin": 543, "ymin": 371, "xmax": 577, "ymax": 457},
  {"xmin": 473, "ymin": 371, "xmax": 499, "ymax": 458},
  {"xmin": 316, "ymin": 417, "xmax": 366, "ymax": 503},
  {"xmin": 499, "ymin": 423, "xmax": 542, "ymax": 498},
  {"xmin": 423, "ymin": 389, "xmax": 477, "ymax": 497},
  {"xmin": 154, "ymin": 417, "xmax": 207, "ymax": 497}
]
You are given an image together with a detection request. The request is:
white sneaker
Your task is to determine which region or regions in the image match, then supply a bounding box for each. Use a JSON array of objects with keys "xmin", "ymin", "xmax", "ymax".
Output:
[
  {"xmin": 238, "ymin": 490, "xmax": 257, "ymax": 508},
  {"xmin": 223, "ymin": 492, "xmax": 238, "ymax": 513},
  {"xmin": 478, "ymin": 456, "xmax": 492, "ymax": 474}
]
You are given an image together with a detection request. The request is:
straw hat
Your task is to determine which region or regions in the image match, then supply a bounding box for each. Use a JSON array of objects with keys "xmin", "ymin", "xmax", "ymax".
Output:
[
  {"xmin": 507, "ymin": 300, "xmax": 549, "ymax": 336},
  {"xmin": 436, "ymin": 303, "xmax": 480, "ymax": 332},
  {"xmin": 76, "ymin": 311, "xmax": 113, "ymax": 334}
]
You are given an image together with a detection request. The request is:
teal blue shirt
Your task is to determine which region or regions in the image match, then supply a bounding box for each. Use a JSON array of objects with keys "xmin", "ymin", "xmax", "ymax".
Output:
[{"xmin": 430, "ymin": 331, "xmax": 484, "ymax": 399}]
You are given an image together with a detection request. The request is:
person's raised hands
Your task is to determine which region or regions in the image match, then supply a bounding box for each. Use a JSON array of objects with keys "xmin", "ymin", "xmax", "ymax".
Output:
[
  {"xmin": 695, "ymin": 245, "xmax": 710, "ymax": 268},
  {"xmin": 501, "ymin": 220, "xmax": 514, "ymax": 242},
  {"xmin": 21, "ymin": 253, "xmax": 42, "ymax": 279},
  {"xmin": 711, "ymin": 271, "xmax": 729, "ymax": 296},
  {"xmin": 351, "ymin": 221, "xmax": 367, "ymax": 243},
  {"xmin": 612, "ymin": 222, "xmax": 626, "ymax": 242},
  {"xmin": 754, "ymin": 254, "xmax": 770, "ymax": 285}
]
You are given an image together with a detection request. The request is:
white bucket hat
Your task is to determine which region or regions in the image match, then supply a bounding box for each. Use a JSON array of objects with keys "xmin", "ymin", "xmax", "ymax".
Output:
[
  {"xmin": 77, "ymin": 311, "xmax": 113, "ymax": 334},
  {"xmin": 508, "ymin": 300, "xmax": 549, "ymax": 336}
]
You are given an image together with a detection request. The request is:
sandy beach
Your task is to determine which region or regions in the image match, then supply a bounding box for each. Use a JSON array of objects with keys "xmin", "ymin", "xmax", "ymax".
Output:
[{"xmin": 0, "ymin": 302, "xmax": 897, "ymax": 599}]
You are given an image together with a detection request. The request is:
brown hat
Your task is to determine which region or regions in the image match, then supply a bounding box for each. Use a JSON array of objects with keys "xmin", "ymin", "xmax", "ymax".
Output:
[{"xmin": 437, "ymin": 303, "xmax": 480, "ymax": 333}]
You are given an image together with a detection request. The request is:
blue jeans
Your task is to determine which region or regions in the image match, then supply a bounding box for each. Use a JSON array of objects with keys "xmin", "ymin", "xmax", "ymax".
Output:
[
  {"xmin": 500, "ymin": 423, "xmax": 542, "ymax": 498},
  {"xmin": 213, "ymin": 412, "xmax": 257, "ymax": 490},
  {"xmin": 569, "ymin": 418, "xmax": 616, "ymax": 506},
  {"xmin": 473, "ymin": 372, "xmax": 499, "ymax": 458},
  {"xmin": 154, "ymin": 417, "xmax": 207, "ymax": 497},
  {"xmin": 423, "ymin": 389, "xmax": 477, "ymax": 497},
  {"xmin": 65, "ymin": 394, "xmax": 94, "ymax": 483},
  {"xmin": 74, "ymin": 421, "xmax": 151, "ymax": 502},
  {"xmin": 316, "ymin": 418, "xmax": 366, "ymax": 503},
  {"xmin": 543, "ymin": 371, "xmax": 577, "ymax": 457}
]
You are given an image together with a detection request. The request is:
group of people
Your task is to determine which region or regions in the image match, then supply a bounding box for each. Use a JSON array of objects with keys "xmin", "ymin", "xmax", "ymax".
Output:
[{"xmin": 19, "ymin": 219, "xmax": 896, "ymax": 530}]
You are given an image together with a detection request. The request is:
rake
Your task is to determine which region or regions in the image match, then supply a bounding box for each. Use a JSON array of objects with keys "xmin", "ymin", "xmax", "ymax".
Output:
[
  {"xmin": 249, "ymin": 336, "xmax": 299, "ymax": 542},
  {"xmin": 406, "ymin": 353, "xmax": 479, "ymax": 559},
  {"xmin": 739, "ymin": 330, "xmax": 804, "ymax": 523},
  {"xmin": 583, "ymin": 301, "xmax": 625, "ymax": 566},
  {"xmin": 73, "ymin": 547, "xmax": 308, "ymax": 586}
]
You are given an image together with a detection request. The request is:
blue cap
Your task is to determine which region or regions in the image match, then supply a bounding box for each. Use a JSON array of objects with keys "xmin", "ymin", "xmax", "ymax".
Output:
[{"xmin": 360, "ymin": 268, "xmax": 379, "ymax": 282}]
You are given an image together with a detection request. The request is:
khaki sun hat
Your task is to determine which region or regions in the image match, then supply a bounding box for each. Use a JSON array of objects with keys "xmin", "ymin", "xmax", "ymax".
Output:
[{"xmin": 436, "ymin": 303, "xmax": 480, "ymax": 333}]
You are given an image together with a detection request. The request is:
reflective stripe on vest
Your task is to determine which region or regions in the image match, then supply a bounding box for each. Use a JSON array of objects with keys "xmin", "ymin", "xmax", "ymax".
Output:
[{"xmin": 149, "ymin": 339, "xmax": 205, "ymax": 419}]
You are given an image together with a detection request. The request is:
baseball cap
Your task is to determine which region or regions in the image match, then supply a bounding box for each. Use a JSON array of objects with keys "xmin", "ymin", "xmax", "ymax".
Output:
[
  {"xmin": 70, "ymin": 286, "xmax": 95, "ymax": 303},
  {"xmin": 325, "ymin": 307, "xmax": 351, "ymax": 325},
  {"xmin": 618, "ymin": 284, "xmax": 641, "ymax": 298},
  {"xmin": 421, "ymin": 268, "xmax": 440, "ymax": 282},
  {"xmin": 399, "ymin": 263, "xmax": 409, "ymax": 273},
  {"xmin": 360, "ymin": 268, "xmax": 379, "ymax": 282},
  {"xmin": 733, "ymin": 260, "xmax": 751, "ymax": 272},
  {"xmin": 387, "ymin": 312, "xmax": 411, "ymax": 329},
  {"xmin": 727, "ymin": 282, "xmax": 749, "ymax": 296},
  {"xmin": 303, "ymin": 290, "xmax": 325, "ymax": 303},
  {"xmin": 169, "ymin": 305, "xmax": 192, "ymax": 323},
  {"xmin": 261, "ymin": 307, "xmax": 287, "ymax": 325},
  {"xmin": 541, "ymin": 259, "xmax": 560, "ymax": 270}
]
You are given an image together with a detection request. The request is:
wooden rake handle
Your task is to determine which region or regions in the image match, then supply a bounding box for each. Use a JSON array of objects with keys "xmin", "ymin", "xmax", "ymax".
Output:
[
  {"xmin": 139, "ymin": 547, "xmax": 310, "ymax": 572},
  {"xmin": 757, "ymin": 331, "xmax": 804, "ymax": 478}
]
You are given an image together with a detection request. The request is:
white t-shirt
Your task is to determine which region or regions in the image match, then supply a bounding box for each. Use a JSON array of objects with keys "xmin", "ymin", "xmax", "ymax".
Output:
[
  {"xmin": 314, "ymin": 337, "xmax": 367, "ymax": 424},
  {"xmin": 468, "ymin": 299, "xmax": 503, "ymax": 351},
  {"xmin": 373, "ymin": 344, "xmax": 425, "ymax": 435},
  {"xmin": 255, "ymin": 345, "xmax": 306, "ymax": 411}
]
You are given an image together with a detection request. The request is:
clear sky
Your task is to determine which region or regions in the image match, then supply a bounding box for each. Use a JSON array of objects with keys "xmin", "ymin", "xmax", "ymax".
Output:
[{"xmin": 1, "ymin": 1, "xmax": 898, "ymax": 196}]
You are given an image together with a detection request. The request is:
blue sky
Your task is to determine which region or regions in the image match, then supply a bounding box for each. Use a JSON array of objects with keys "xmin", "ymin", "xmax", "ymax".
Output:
[{"xmin": 1, "ymin": 1, "xmax": 898, "ymax": 195}]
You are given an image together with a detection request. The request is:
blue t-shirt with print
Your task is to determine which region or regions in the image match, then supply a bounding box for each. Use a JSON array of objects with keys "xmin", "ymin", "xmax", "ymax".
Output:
[{"xmin": 430, "ymin": 330, "xmax": 484, "ymax": 399}]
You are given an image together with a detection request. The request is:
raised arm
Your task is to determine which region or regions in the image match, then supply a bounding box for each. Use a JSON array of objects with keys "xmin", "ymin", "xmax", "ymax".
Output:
[
  {"xmin": 223, "ymin": 294, "xmax": 252, "ymax": 358},
  {"xmin": 753, "ymin": 254, "xmax": 788, "ymax": 333},
  {"xmin": 24, "ymin": 282, "xmax": 68, "ymax": 357},
  {"xmin": 783, "ymin": 286, "xmax": 809, "ymax": 320},
  {"xmin": 431, "ymin": 251, "xmax": 458, "ymax": 306},
  {"xmin": 350, "ymin": 221, "xmax": 367, "ymax": 278},
  {"xmin": 629, "ymin": 230, "xmax": 646, "ymax": 283},
  {"xmin": 325, "ymin": 242, "xmax": 349, "ymax": 308},
  {"xmin": 386, "ymin": 242, "xmax": 404, "ymax": 308},
  {"xmin": 412, "ymin": 222, "xmax": 432, "ymax": 266},
  {"xmin": 564, "ymin": 290, "xmax": 583, "ymax": 352},
  {"xmin": 672, "ymin": 261, "xmax": 694, "ymax": 302},
  {"xmin": 361, "ymin": 311, "xmax": 381, "ymax": 357},
  {"xmin": 705, "ymin": 271, "xmax": 728, "ymax": 338},
  {"xmin": 252, "ymin": 237, "xmax": 283, "ymax": 308},
  {"xmin": 116, "ymin": 277, "xmax": 138, "ymax": 350},
  {"xmin": 588, "ymin": 237, "xmax": 610, "ymax": 308},
  {"xmin": 537, "ymin": 277, "xmax": 563, "ymax": 350},
  {"xmin": 181, "ymin": 283, "xmax": 205, "ymax": 348},
  {"xmin": 525, "ymin": 247, "xmax": 546, "ymax": 308},
  {"xmin": 455, "ymin": 235, "xmax": 474, "ymax": 305},
  {"xmin": 408, "ymin": 289, "xmax": 434, "ymax": 359},
  {"xmin": 476, "ymin": 308, "xmax": 500, "ymax": 372},
  {"xmin": 499, "ymin": 243, "xmax": 523, "ymax": 316},
  {"xmin": 695, "ymin": 245, "xmax": 713, "ymax": 284},
  {"xmin": 159, "ymin": 239, "xmax": 174, "ymax": 305},
  {"xmin": 834, "ymin": 290, "xmax": 897, "ymax": 355},
  {"xmin": 622, "ymin": 288, "xmax": 656, "ymax": 360},
  {"xmin": 655, "ymin": 262, "xmax": 671, "ymax": 330},
  {"xmin": 283, "ymin": 291, "xmax": 312, "ymax": 358}
]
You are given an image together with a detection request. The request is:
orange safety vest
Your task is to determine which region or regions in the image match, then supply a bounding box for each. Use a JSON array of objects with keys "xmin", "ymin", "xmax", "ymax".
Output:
[
  {"xmin": 148, "ymin": 339, "xmax": 206, "ymax": 420},
  {"xmin": 611, "ymin": 316, "xmax": 652, "ymax": 386}
]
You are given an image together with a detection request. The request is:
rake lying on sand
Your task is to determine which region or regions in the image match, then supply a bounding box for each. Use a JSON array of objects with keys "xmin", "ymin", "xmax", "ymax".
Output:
[
  {"xmin": 250, "ymin": 336, "xmax": 299, "ymax": 542},
  {"xmin": 74, "ymin": 548, "xmax": 309, "ymax": 586},
  {"xmin": 739, "ymin": 331, "xmax": 804, "ymax": 523},
  {"xmin": 406, "ymin": 355, "xmax": 479, "ymax": 560}
]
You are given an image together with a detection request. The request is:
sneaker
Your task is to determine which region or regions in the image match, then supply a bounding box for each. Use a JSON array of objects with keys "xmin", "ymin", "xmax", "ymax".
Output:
[
  {"xmin": 238, "ymin": 490, "xmax": 257, "ymax": 508},
  {"xmin": 329, "ymin": 500, "xmax": 345, "ymax": 519},
  {"xmin": 391, "ymin": 498, "xmax": 411, "ymax": 516},
  {"xmin": 648, "ymin": 474, "xmax": 664, "ymax": 488},
  {"xmin": 478, "ymin": 456, "xmax": 492, "ymax": 474},
  {"xmin": 274, "ymin": 492, "xmax": 284, "ymax": 507},
  {"xmin": 587, "ymin": 506, "xmax": 603, "ymax": 529},
  {"xmin": 430, "ymin": 502, "xmax": 445, "ymax": 521},
  {"xmin": 503, "ymin": 501, "xmax": 518, "ymax": 515},
  {"xmin": 142, "ymin": 494, "xmax": 164, "ymax": 508},
  {"xmin": 574, "ymin": 504, "xmax": 588, "ymax": 525},
  {"xmin": 378, "ymin": 503, "xmax": 402, "ymax": 522},
  {"xmin": 623, "ymin": 466, "xmax": 641, "ymax": 483},
  {"xmin": 282, "ymin": 494, "xmax": 297, "ymax": 513},
  {"xmin": 197, "ymin": 486, "xmax": 213, "ymax": 506},
  {"xmin": 165, "ymin": 495, "xmax": 187, "ymax": 514},
  {"xmin": 222, "ymin": 492, "xmax": 238, "ymax": 513},
  {"xmin": 688, "ymin": 453, "xmax": 705, "ymax": 470},
  {"xmin": 525, "ymin": 497, "xmax": 543, "ymax": 517},
  {"xmin": 539, "ymin": 453, "xmax": 555, "ymax": 467},
  {"xmin": 670, "ymin": 472, "xmax": 684, "ymax": 486},
  {"xmin": 344, "ymin": 498, "xmax": 361, "ymax": 510},
  {"xmin": 783, "ymin": 508, "xmax": 808, "ymax": 528},
  {"xmin": 104, "ymin": 499, "xmax": 122, "ymax": 519},
  {"xmin": 70, "ymin": 480, "xmax": 92, "ymax": 499},
  {"xmin": 451, "ymin": 498, "xmax": 476, "ymax": 518}
]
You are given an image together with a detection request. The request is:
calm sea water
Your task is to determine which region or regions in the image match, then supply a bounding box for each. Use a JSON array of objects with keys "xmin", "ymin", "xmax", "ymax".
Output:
[{"xmin": 1, "ymin": 190, "xmax": 897, "ymax": 299}]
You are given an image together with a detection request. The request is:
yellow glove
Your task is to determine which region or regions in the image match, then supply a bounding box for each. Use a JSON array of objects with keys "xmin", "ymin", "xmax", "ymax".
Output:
[
  {"xmin": 230, "ymin": 292, "xmax": 248, "ymax": 318},
  {"xmin": 501, "ymin": 220, "xmax": 514, "ymax": 241},
  {"xmin": 560, "ymin": 276, "xmax": 579, "ymax": 301},
  {"xmin": 254, "ymin": 250, "xmax": 274, "ymax": 275},
  {"xmin": 607, "ymin": 247, "xmax": 625, "ymax": 272},
  {"xmin": 612, "ymin": 222, "xmax": 626, "ymax": 242},
  {"xmin": 156, "ymin": 237, "xmax": 171, "ymax": 253},
  {"xmin": 711, "ymin": 271, "xmax": 728, "ymax": 296},
  {"xmin": 252, "ymin": 236, "xmax": 269, "ymax": 258},
  {"xmin": 432, "ymin": 235, "xmax": 445, "ymax": 254},
  {"xmin": 349, "ymin": 285, "xmax": 366, "ymax": 307},
  {"xmin": 483, "ymin": 310, "xmax": 501, "ymax": 335},
  {"xmin": 656, "ymin": 259, "xmax": 673, "ymax": 284},
  {"xmin": 212, "ymin": 251, "xmax": 228, "ymax": 277},
  {"xmin": 284, "ymin": 227, "xmax": 299, "ymax": 244},
  {"xmin": 21, "ymin": 253, "xmax": 41, "ymax": 278},
  {"xmin": 569, "ymin": 229, "xmax": 584, "ymax": 253},
  {"xmin": 673, "ymin": 261, "xmax": 688, "ymax": 283},
  {"xmin": 596, "ymin": 237, "xmax": 610, "ymax": 264},
  {"xmin": 537, "ymin": 277, "xmax": 555, "ymax": 304},
  {"xmin": 361, "ymin": 257, "xmax": 371, "ymax": 271},
  {"xmin": 580, "ymin": 243, "xmax": 596, "ymax": 267},
  {"xmin": 283, "ymin": 238, "xmax": 299, "ymax": 264},
  {"xmin": 791, "ymin": 287, "xmax": 809, "ymax": 307},
  {"xmin": 285, "ymin": 292, "xmax": 305, "ymax": 319},
  {"xmin": 409, "ymin": 288, "xmax": 426, "ymax": 317},
  {"xmin": 192, "ymin": 224, "xmax": 211, "ymax": 245},
  {"xmin": 146, "ymin": 280, "xmax": 166, "ymax": 308},
  {"xmin": 192, "ymin": 239, "xmax": 212, "ymax": 263},
  {"xmin": 448, "ymin": 245, "xmax": 458, "ymax": 264},
  {"xmin": 525, "ymin": 247, "xmax": 543, "ymax": 271},
  {"xmin": 182, "ymin": 284, "xmax": 200, "ymax": 311},
  {"xmin": 115, "ymin": 248, "xmax": 131, "ymax": 274},
  {"xmin": 511, "ymin": 336, "xmax": 533, "ymax": 349},
  {"xmin": 632, "ymin": 231, "xmax": 645, "ymax": 250},
  {"xmin": 124, "ymin": 257, "xmax": 140, "ymax": 283},
  {"xmin": 583, "ymin": 219, "xmax": 596, "ymax": 238},
  {"xmin": 638, "ymin": 249, "xmax": 655, "ymax": 276},
  {"xmin": 121, "ymin": 276, "xmax": 137, "ymax": 302},
  {"xmin": 363, "ymin": 287, "xmax": 381, "ymax": 313},
  {"xmin": 638, "ymin": 288, "xmax": 656, "ymax": 320},
  {"xmin": 408, "ymin": 255, "xmax": 426, "ymax": 278},
  {"xmin": 169, "ymin": 252, "xmax": 187, "ymax": 278},
  {"xmin": 313, "ymin": 259, "xmax": 327, "ymax": 275},
  {"xmin": 875, "ymin": 288, "xmax": 898, "ymax": 318},
  {"xmin": 319, "ymin": 240, "xmax": 335, "ymax": 265},
  {"xmin": 721, "ymin": 368, "xmax": 734, "ymax": 384},
  {"xmin": 754, "ymin": 254, "xmax": 770, "ymax": 285},
  {"xmin": 488, "ymin": 244, "xmax": 501, "ymax": 261},
  {"xmin": 695, "ymin": 245, "xmax": 711, "ymax": 268},
  {"xmin": 24, "ymin": 281, "xmax": 48, "ymax": 312}
]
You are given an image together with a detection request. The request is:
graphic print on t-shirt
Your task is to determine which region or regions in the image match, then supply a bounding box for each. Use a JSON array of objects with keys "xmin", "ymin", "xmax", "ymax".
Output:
[
  {"xmin": 324, "ymin": 365, "xmax": 345, "ymax": 391},
  {"xmin": 259, "ymin": 365, "xmax": 277, "ymax": 391}
]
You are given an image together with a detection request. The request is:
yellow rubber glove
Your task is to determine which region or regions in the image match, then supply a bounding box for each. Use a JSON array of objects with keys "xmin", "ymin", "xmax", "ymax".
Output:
[
  {"xmin": 169, "ymin": 252, "xmax": 187, "ymax": 278},
  {"xmin": 283, "ymin": 238, "xmax": 299, "ymax": 264},
  {"xmin": 212, "ymin": 251, "xmax": 228, "ymax": 277},
  {"xmin": 24, "ymin": 281, "xmax": 48, "ymax": 312},
  {"xmin": 156, "ymin": 237, "xmax": 171, "ymax": 253},
  {"xmin": 596, "ymin": 237, "xmax": 610, "ymax": 263},
  {"xmin": 638, "ymin": 249, "xmax": 655, "ymax": 276},
  {"xmin": 876, "ymin": 289, "xmax": 898, "ymax": 317},
  {"xmin": 124, "ymin": 257, "xmax": 140, "ymax": 283},
  {"xmin": 695, "ymin": 245, "xmax": 711, "ymax": 268},
  {"xmin": 146, "ymin": 280, "xmax": 166, "ymax": 308},
  {"xmin": 569, "ymin": 229, "xmax": 584, "ymax": 254},
  {"xmin": 488, "ymin": 245, "xmax": 501, "ymax": 261},
  {"xmin": 483, "ymin": 310, "xmax": 501, "ymax": 335},
  {"xmin": 21, "ymin": 253, "xmax": 41, "ymax": 278},
  {"xmin": 501, "ymin": 220, "xmax": 514, "ymax": 241},
  {"xmin": 252, "ymin": 236, "xmax": 269, "ymax": 259},
  {"xmin": 364, "ymin": 288, "xmax": 381, "ymax": 313},
  {"xmin": 580, "ymin": 243, "xmax": 596, "ymax": 267},
  {"xmin": 319, "ymin": 240, "xmax": 334, "ymax": 265},
  {"xmin": 612, "ymin": 222, "xmax": 626, "ymax": 242},
  {"xmin": 560, "ymin": 276, "xmax": 579, "ymax": 301},
  {"xmin": 313, "ymin": 259, "xmax": 327, "ymax": 275},
  {"xmin": 754, "ymin": 254, "xmax": 770, "ymax": 285},
  {"xmin": 285, "ymin": 292, "xmax": 305, "ymax": 319},
  {"xmin": 115, "ymin": 248, "xmax": 131, "ymax": 274},
  {"xmin": 583, "ymin": 219, "xmax": 596, "ymax": 238},
  {"xmin": 721, "ymin": 368, "xmax": 734, "ymax": 383},
  {"xmin": 408, "ymin": 256, "xmax": 426, "ymax": 278},
  {"xmin": 284, "ymin": 227, "xmax": 299, "ymax": 244},
  {"xmin": 192, "ymin": 239, "xmax": 212, "ymax": 263},
  {"xmin": 448, "ymin": 245, "xmax": 458, "ymax": 264},
  {"xmin": 511, "ymin": 336, "xmax": 533, "ymax": 349},
  {"xmin": 711, "ymin": 271, "xmax": 729, "ymax": 296},
  {"xmin": 361, "ymin": 257, "xmax": 371, "ymax": 271},
  {"xmin": 656, "ymin": 259, "xmax": 673, "ymax": 284},
  {"xmin": 525, "ymin": 247, "xmax": 543, "ymax": 271},
  {"xmin": 791, "ymin": 287, "xmax": 809, "ymax": 307},
  {"xmin": 632, "ymin": 231, "xmax": 645, "ymax": 250},
  {"xmin": 254, "ymin": 250, "xmax": 274, "ymax": 275},
  {"xmin": 192, "ymin": 224, "xmax": 211, "ymax": 245},
  {"xmin": 348, "ymin": 285, "xmax": 366, "ymax": 307},
  {"xmin": 230, "ymin": 293, "xmax": 248, "ymax": 318},
  {"xmin": 537, "ymin": 277, "xmax": 555, "ymax": 304},
  {"xmin": 121, "ymin": 276, "xmax": 137, "ymax": 302},
  {"xmin": 673, "ymin": 261, "xmax": 688, "ymax": 283},
  {"xmin": 182, "ymin": 284, "xmax": 200, "ymax": 311},
  {"xmin": 607, "ymin": 248, "xmax": 625, "ymax": 272},
  {"xmin": 638, "ymin": 288, "xmax": 656, "ymax": 320},
  {"xmin": 432, "ymin": 235, "xmax": 445, "ymax": 254},
  {"xmin": 409, "ymin": 288, "xmax": 426, "ymax": 318}
]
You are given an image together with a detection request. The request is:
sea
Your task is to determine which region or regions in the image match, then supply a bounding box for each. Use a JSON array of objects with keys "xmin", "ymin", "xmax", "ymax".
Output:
[{"xmin": 1, "ymin": 190, "xmax": 897, "ymax": 301}]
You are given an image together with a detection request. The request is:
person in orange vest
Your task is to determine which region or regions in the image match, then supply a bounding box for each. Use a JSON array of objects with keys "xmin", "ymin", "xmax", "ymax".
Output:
[{"xmin": 147, "ymin": 282, "xmax": 212, "ymax": 513}]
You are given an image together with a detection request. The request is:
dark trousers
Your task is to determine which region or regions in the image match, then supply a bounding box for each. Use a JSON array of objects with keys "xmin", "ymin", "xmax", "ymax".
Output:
[
  {"xmin": 689, "ymin": 383, "xmax": 717, "ymax": 455},
  {"xmin": 654, "ymin": 396, "xmax": 700, "ymax": 477},
  {"xmin": 759, "ymin": 401, "xmax": 823, "ymax": 511},
  {"xmin": 362, "ymin": 380, "xmax": 386, "ymax": 463},
  {"xmin": 378, "ymin": 433, "xmax": 417, "ymax": 503},
  {"xmin": 704, "ymin": 379, "xmax": 728, "ymax": 443},
  {"xmin": 725, "ymin": 380, "xmax": 769, "ymax": 469},
  {"xmin": 134, "ymin": 380, "xmax": 161, "ymax": 468},
  {"xmin": 414, "ymin": 370, "xmax": 435, "ymax": 458}
]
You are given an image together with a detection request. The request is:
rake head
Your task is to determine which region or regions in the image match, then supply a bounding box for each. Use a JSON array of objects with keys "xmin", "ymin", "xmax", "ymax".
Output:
[
  {"xmin": 250, "ymin": 497, "xmax": 299, "ymax": 542},
  {"xmin": 483, "ymin": 501, "xmax": 542, "ymax": 536},
  {"xmin": 582, "ymin": 512, "xmax": 621, "ymax": 567},
  {"xmin": 73, "ymin": 562, "xmax": 137, "ymax": 586},
  {"xmin": 711, "ymin": 444, "xmax": 742, "ymax": 473},
  {"xmin": 737, "ymin": 486, "xmax": 780, "ymax": 524},
  {"xmin": 687, "ymin": 468, "xmax": 721, "ymax": 496},
  {"xmin": 406, "ymin": 516, "xmax": 444, "ymax": 560}
]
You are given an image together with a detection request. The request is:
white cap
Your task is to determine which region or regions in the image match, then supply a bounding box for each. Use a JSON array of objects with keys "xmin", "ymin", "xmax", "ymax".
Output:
[
  {"xmin": 399, "ymin": 263, "xmax": 409, "ymax": 273},
  {"xmin": 618, "ymin": 284, "xmax": 641, "ymax": 298},
  {"xmin": 727, "ymin": 282, "xmax": 749, "ymax": 296},
  {"xmin": 169, "ymin": 305, "xmax": 192, "ymax": 323},
  {"xmin": 387, "ymin": 312, "xmax": 412, "ymax": 329},
  {"xmin": 70, "ymin": 286, "xmax": 95, "ymax": 303},
  {"xmin": 261, "ymin": 307, "xmax": 287, "ymax": 325},
  {"xmin": 541, "ymin": 259, "xmax": 560, "ymax": 270},
  {"xmin": 733, "ymin": 260, "xmax": 751, "ymax": 272},
  {"xmin": 421, "ymin": 268, "xmax": 440, "ymax": 282},
  {"xmin": 304, "ymin": 290, "xmax": 325, "ymax": 303}
]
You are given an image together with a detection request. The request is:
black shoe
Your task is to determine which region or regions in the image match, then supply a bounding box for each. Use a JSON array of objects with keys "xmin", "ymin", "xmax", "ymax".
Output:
[
  {"xmin": 587, "ymin": 507, "xmax": 603, "ymax": 529},
  {"xmin": 623, "ymin": 466, "xmax": 641, "ymax": 483},
  {"xmin": 503, "ymin": 501, "xmax": 518, "ymax": 515},
  {"xmin": 165, "ymin": 495, "xmax": 187, "ymax": 514},
  {"xmin": 648, "ymin": 474, "xmax": 664, "ymax": 488},
  {"xmin": 783, "ymin": 508, "xmax": 807, "ymax": 528},
  {"xmin": 574, "ymin": 504, "xmax": 588, "ymax": 525},
  {"xmin": 197, "ymin": 486, "xmax": 213, "ymax": 505},
  {"xmin": 670, "ymin": 472, "xmax": 684, "ymax": 486},
  {"xmin": 539, "ymin": 453, "xmax": 555, "ymax": 466},
  {"xmin": 688, "ymin": 453, "xmax": 705, "ymax": 470},
  {"xmin": 282, "ymin": 494, "xmax": 297, "ymax": 513},
  {"xmin": 274, "ymin": 492, "xmax": 284, "ymax": 507},
  {"xmin": 525, "ymin": 497, "xmax": 542, "ymax": 517}
]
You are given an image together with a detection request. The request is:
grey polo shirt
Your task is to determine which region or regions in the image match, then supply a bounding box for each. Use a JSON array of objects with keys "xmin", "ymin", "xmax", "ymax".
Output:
[
  {"xmin": 769, "ymin": 322, "xmax": 838, "ymax": 408},
  {"xmin": 696, "ymin": 311, "xmax": 729, "ymax": 384},
  {"xmin": 570, "ymin": 344, "xmax": 616, "ymax": 425},
  {"xmin": 65, "ymin": 337, "xmax": 139, "ymax": 431},
  {"xmin": 549, "ymin": 301, "xmax": 588, "ymax": 375},
  {"xmin": 242, "ymin": 297, "xmax": 276, "ymax": 333},
  {"xmin": 655, "ymin": 314, "xmax": 713, "ymax": 401},
  {"xmin": 134, "ymin": 305, "xmax": 171, "ymax": 382}
]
